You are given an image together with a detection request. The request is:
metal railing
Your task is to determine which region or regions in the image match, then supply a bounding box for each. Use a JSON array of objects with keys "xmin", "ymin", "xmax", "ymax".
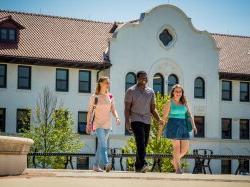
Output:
[{"xmin": 27, "ymin": 148, "xmax": 250, "ymax": 175}]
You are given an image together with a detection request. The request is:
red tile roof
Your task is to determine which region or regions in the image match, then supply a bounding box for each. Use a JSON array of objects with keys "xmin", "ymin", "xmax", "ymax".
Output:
[
  {"xmin": 212, "ymin": 33, "xmax": 250, "ymax": 79},
  {"xmin": 0, "ymin": 10, "xmax": 249, "ymax": 78},
  {"xmin": 0, "ymin": 10, "xmax": 113, "ymax": 69}
]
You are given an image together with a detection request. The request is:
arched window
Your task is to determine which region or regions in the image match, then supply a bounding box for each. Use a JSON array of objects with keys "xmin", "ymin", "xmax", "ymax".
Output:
[
  {"xmin": 153, "ymin": 73, "xmax": 164, "ymax": 95},
  {"xmin": 194, "ymin": 77, "xmax": 205, "ymax": 98},
  {"xmin": 168, "ymin": 74, "xmax": 178, "ymax": 93},
  {"xmin": 125, "ymin": 72, "xmax": 136, "ymax": 91}
]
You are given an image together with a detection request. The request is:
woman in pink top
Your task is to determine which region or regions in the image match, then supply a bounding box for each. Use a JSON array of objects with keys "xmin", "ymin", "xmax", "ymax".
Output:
[{"xmin": 86, "ymin": 76, "xmax": 120, "ymax": 172}]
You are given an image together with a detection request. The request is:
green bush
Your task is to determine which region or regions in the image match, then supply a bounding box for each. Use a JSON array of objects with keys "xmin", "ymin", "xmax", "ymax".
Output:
[{"xmin": 21, "ymin": 87, "xmax": 83, "ymax": 168}]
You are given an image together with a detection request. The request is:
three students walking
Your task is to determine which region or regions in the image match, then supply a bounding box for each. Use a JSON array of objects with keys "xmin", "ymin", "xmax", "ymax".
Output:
[{"xmin": 87, "ymin": 73, "xmax": 197, "ymax": 173}]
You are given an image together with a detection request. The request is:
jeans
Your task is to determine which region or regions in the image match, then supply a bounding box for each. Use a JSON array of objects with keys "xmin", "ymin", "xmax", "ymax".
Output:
[
  {"xmin": 94, "ymin": 128, "xmax": 110, "ymax": 167},
  {"xmin": 131, "ymin": 121, "xmax": 150, "ymax": 170}
]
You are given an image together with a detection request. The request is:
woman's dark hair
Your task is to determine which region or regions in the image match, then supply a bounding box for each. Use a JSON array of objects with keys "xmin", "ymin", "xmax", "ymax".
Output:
[
  {"xmin": 170, "ymin": 84, "xmax": 187, "ymax": 105},
  {"xmin": 136, "ymin": 71, "xmax": 147, "ymax": 78}
]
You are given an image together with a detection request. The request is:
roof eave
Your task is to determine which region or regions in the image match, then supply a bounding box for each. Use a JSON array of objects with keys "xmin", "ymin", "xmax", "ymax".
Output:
[
  {"xmin": 0, "ymin": 55, "xmax": 112, "ymax": 70},
  {"xmin": 219, "ymin": 72, "xmax": 250, "ymax": 81}
]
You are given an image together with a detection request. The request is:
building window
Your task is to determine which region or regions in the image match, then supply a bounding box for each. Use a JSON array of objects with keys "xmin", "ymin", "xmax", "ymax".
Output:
[
  {"xmin": 221, "ymin": 118, "xmax": 232, "ymax": 139},
  {"xmin": 168, "ymin": 74, "xmax": 178, "ymax": 93},
  {"xmin": 240, "ymin": 82, "xmax": 249, "ymax": 102},
  {"xmin": 18, "ymin": 66, "xmax": 31, "ymax": 89},
  {"xmin": 194, "ymin": 77, "xmax": 205, "ymax": 98},
  {"xmin": 0, "ymin": 64, "xmax": 7, "ymax": 88},
  {"xmin": 0, "ymin": 28, "xmax": 16, "ymax": 42},
  {"xmin": 78, "ymin": 111, "xmax": 87, "ymax": 134},
  {"xmin": 79, "ymin": 70, "xmax": 91, "ymax": 93},
  {"xmin": 221, "ymin": 160, "xmax": 231, "ymax": 174},
  {"xmin": 56, "ymin": 69, "xmax": 69, "ymax": 92},
  {"xmin": 77, "ymin": 157, "xmax": 89, "ymax": 169},
  {"xmin": 243, "ymin": 160, "xmax": 249, "ymax": 173},
  {"xmin": 222, "ymin": 80, "xmax": 232, "ymax": 101},
  {"xmin": 240, "ymin": 119, "xmax": 249, "ymax": 140},
  {"xmin": 194, "ymin": 116, "xmax": 205, "ymax": 138},
  {"xmin": 159, "ymin": 29, "xmax": 173, "ymax": 47},
  {"xmin": 0, "ymin": 108, "xmax": 6, "ymax": 133},
  {"xmin": 153, "ymin": 73, "xmax": 164, "ymax": 95},
  {"xmin": 125, "ymin": 72, "xmax": 136, "ymax": 91},
  {"xmin": 16, "ymin": 109, "xmax": 30, "ymax": 133}
]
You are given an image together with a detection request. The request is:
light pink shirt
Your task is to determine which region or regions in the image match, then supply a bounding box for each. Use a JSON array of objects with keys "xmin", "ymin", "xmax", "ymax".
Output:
[{"xmin": 88, "ymin": 93, "xmax": 115, "ymax": 130}]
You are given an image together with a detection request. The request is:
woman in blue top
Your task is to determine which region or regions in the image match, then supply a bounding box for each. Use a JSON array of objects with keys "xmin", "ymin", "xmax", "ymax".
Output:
[{"xmin": 162, "ymin": 84, "xmax": 197, "ymax": 174}]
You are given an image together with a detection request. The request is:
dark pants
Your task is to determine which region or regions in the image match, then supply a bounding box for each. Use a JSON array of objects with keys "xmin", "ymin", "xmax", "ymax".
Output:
[{"xmin": 131, "ymin": 121, "xmax": 150, "ymax": 170}]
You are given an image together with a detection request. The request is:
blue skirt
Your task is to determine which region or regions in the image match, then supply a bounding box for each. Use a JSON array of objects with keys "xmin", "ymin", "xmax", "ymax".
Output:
[{"xmin": 163, "ymin": 118, "xmax": 190, "ymax": 140}]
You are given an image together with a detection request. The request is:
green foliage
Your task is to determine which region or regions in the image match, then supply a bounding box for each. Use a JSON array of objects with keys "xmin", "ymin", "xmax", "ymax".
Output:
[
  {"xmin": 123, "ymin": 93, "xmax": 175, "ymax": 172},
  {"xmin": 21, "ymin": 87, "xmax": 83, "ymax": 169}
]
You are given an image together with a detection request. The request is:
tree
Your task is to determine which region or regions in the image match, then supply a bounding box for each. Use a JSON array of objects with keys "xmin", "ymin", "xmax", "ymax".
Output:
[
  {"xmin": 21, "ymin": 87, "xmax": 84, "ymax": 168},
  {"xmin": 124, "ymin": 93, "xmax": 186, "ymax": 172}
]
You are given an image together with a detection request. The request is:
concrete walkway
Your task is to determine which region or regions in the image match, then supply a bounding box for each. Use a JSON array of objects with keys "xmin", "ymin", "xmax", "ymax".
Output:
[{"xmin": 1, "ymin": 169, "xmax": 250, "ymax": 187}]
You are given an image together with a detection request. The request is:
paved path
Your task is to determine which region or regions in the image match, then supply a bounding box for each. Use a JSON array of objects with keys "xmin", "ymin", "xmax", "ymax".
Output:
[{"xmin": 1, "ymin": 169, "xmax": 250, "ymax": 187}]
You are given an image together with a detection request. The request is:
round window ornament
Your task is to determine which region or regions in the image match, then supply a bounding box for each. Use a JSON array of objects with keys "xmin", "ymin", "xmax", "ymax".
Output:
[{"xmin": 159, "ymin": 29, "xmax": 173, "ymax": 47}]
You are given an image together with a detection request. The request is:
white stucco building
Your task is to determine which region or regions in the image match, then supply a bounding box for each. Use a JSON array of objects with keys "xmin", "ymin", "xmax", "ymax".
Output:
[{"xmin": 0, "ymin": 4, "xmax": 249, "ymax": 174}]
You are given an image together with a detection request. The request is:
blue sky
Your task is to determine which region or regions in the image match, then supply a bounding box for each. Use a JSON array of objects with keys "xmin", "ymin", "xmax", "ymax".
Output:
[{"xmin": 0, "ymin": 0, "xmax": 249, "ymax": 36}]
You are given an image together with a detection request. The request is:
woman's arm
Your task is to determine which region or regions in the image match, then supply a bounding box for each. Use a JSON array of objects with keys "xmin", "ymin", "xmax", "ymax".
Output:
[
  {"xmin": 157, "ymin": 100, "xmax": 171, "ymax": 140},
  {"xmin": 111, "ymin": 97, "xmax": 121, "ymax": 125},
  {"xmin": 162, "ymin": 100, "xmax": 171, "ymax": 124},
  {"xmin": 87, "ymin": 95, "xmax": 94, "ymax": 125},
  {"xmin": 111, "ymin": 105, "xmax": 119, "ymax": 119},
  {"xmin": 111, "ymin": 97, "xmax": 119, "ymax": 119},
  {"xmin": 185, "ymin": 102, "xmax": 197, "ymax": 133}
]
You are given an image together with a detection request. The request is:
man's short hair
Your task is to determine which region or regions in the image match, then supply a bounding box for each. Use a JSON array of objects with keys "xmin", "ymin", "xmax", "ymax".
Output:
[{"xmin": 136, "ymin": 71, "xmax": 147, "ymax": 78}]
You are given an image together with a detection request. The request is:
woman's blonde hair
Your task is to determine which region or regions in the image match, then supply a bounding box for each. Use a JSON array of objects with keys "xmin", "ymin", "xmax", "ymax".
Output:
[
  {"xmin": 170, "ymin": 84, "xmax": 187, "ymax": 105},
  {"xmin": 95, "ymin": 76, "xmax": 110, "ymax": 95}
]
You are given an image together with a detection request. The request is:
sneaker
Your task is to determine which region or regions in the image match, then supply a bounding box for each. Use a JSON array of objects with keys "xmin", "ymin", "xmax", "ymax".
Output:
[
  {"xmin": 93, "ymin": 165, "xmax": 103, "ymax": 172},
  {"xmin": 105, "ymin": 163, "xmax": 112, "ymax": 172},
  {"xmin": 175, "ymin": 167, "xmax": 183, "ymax": 174},
  {"xmin": 140, "ymin": 165, "xmax": 149, "ymax": 173}
]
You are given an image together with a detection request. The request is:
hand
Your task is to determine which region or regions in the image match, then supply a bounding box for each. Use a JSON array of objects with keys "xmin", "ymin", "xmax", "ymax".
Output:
[
  {"xmin": 159, "ymin": 119, "xmax": 165, "ymax": 126},
  {"xmin": 86, "ymin": 124, "xmax": 91, "ymax": 134},
  {"xmin": 125, "ymin": 122, "xmax": 133, "ymax": 133},
  {"xmin": 116, "ymin": 118, "xmax": 121, "ymax": 126},
  {"xmin": 193, "ymin": 126, "xmax": 197, "ymax": 134}
]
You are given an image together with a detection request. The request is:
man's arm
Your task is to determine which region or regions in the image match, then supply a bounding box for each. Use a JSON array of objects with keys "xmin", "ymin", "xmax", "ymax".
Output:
[
  {"xmin": 124, "ymin": 89, "xmax": 133, "ymax": 132},
  {"xmin": 124, "ymin": 102, "xmax": 131, "ymax": 127},
  {"xmin": 150, "ymin": 103, "xmax": 161, "ymax": 122},
  {"xmin": 150, "ymin": 92, "xmax": 162, "ymax": 123}
]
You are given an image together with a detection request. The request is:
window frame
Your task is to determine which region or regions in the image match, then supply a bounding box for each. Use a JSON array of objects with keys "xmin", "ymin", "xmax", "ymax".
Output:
[
  {"xmin": 0, "ymin": 108, "xmax": 6, "ymax": 133},
  {"xmin": 153, "ymin": 73, "xmax": 164, "ymax": 95},
  {"xmin": 221, "ymin": 160, "xmax": 232, "ymax": 174},
  {"xmin": 0, "ymin": 28, "xmax": 17, "ymax": 43},
  {"xmin": 56, "ymin": 68, "xmax": 69, "ymax": 92},
  {"xmin": 221, "ymin": 118, "xmax": 232, "ymax": 139},
  {"xmin": 0, "ymin": 64, "xmax": 7, "ymax": 88},
  {"xmin": 16, "ymin": 108, "xmax": 31, "ymax": 133},
  {"xmin": 77, "ymin": 157, "xmax": 89, "ymax": 169},
  {"xmin": 78, "ymin": 111, "xmax": 88, "ymax": 135},
  {"xmin": 159, "ymin": 28, "xmax": 173, "ymax": 47},
  {"xmin": 79, "ymin": 70, "xmax": 91, "ymax": 93},
  {"xmin": 240, "ymin": 82, "xmax": 249, "ymax": 102},
  {"xmin": 240, "ymin": 119, "xmax": 249, "ymax": 140},
  {"xmin": 125, "ymin": 72, "xmax": 136, "ymax": 92},
  {"xmin": 194, "ymin": 116, "xmax": 205, "ymax": 138},
  {"xmin": 222, "ymin": 80, "xmax": 232, "ymax": 101},
  {"xmin": 168, "ymin": 74, "xmax": 179, "ymax": 93},
  {"xmin": 194, "ymin": 77, "xmax": 205, "ymax": 99},
  {"xmin": 17, "ymin": 65, "xmax": 31, "ymax": 90}
]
